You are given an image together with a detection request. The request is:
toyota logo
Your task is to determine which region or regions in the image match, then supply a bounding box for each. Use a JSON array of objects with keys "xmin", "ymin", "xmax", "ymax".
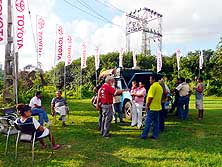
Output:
[
  {"xmin": 38, "ymin": 17, "xmax": 45, "ymax": 30},
  {"xmin": 15, "ymin": 0, "xmax": 25, "ymax": 12},
  {"xmin": 58, "ymin": 26, "xmax": 63, "ymax": 35},
  {"xmin": 67, "ymin": 36, "xmax": 72, "ymax": 43}
]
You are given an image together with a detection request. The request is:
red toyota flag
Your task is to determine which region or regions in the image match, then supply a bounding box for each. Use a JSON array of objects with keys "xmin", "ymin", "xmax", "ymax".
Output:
[
  {"xmin": 199, "ymin": 51, "xmax": 204, "ymax": 70},
  {"xmin": 157, "ymin": 50, "xmax": 162, "ymax": 72},
  {"xmin": 119, "ymin": 48, "xmax": 124, "ymax": 68},
  {"xmin": 133, "ymin": 50, "xmax": 137, "ymax": 68},
  {"xmin": 81, "ymin": 42, "xmax": 87, "ymax": 69},
  {"xmin": 36, "ymin": 15, "xmax": 46, "ymax": 58},
  {"xmin": 0, "ymin": 0, "xmax": 7, "ymax": 45},
  {"xmin": 65, "ymin": 35, "xmax": 73, "ymax": 66},
  {"xmin": 95, "ymin": 47, "xmax": 100, "ymax": 70},
  {"xmin": 13, "ymin": 0, "xmax": 27, "ymax": 50},
  {"xmin": 176, "ymin": 49, "xmax": 181, "ymax": 71},
  {"xmin": 55, "ymin": 24, "xmax": 64, "ymax": 63}
]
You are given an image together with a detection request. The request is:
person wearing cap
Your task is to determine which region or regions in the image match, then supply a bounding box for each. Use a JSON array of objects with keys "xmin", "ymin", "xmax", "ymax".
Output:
[
  {"xmin": 15, "ymin": 104, "xmax": 61, "ymax": 150},
  {"xmin": 29, "ymin": 91, "xmax": 50, "ymax": 125},
  {"xmin": 96, "ymin": 76, "xmax": 125, "ymax": 138},
  {"xmin": 51, "ymin": 90, "xmax": 68, "ymax": 127}
]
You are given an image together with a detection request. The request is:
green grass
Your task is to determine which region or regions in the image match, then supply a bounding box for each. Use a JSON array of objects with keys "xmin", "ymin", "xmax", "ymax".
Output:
[{"xmin": 0, "ymin": 96, "xmax": 222, "ymax": 167}]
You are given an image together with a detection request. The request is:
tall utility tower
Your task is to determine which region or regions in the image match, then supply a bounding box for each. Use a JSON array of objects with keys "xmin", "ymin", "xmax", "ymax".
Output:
[
  {"xmin": 3, "ymin": 0, "xmax": 18, "ymax": 103},
  {"xmin": 126, "ymin": 7, "xmax": 163, "ymax": 55}
]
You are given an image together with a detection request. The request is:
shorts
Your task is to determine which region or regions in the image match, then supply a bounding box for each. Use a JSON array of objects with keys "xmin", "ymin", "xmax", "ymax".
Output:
[{"xmin": 196, "ymin": 99, "xmax": 203, "ymax": 110}]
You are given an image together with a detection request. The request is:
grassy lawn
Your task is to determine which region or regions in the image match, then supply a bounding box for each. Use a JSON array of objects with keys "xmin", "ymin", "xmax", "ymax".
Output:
[{"xmin": 0, "ymin": 96, "xmax": 222, "ymax": 167}]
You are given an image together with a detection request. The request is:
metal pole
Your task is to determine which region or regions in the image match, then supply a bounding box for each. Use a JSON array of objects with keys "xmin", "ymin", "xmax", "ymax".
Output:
[{"xmin": 80, "ymin": 69, "xmax": 82, "ymax": 99}]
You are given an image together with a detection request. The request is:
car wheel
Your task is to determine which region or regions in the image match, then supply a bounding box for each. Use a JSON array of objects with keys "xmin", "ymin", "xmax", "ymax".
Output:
[{"xmin": 123, "ymin": 101, "xmax": 132, "ymax": 120}]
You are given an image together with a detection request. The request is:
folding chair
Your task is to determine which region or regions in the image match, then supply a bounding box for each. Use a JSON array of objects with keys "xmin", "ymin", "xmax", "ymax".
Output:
[
  {"xmin": 0, "ymin": 117, "xmax": 18, "ymax": 155},
  {"xmin": 14, "ymin": 122, "xmax": 51, "ymax": 167}
]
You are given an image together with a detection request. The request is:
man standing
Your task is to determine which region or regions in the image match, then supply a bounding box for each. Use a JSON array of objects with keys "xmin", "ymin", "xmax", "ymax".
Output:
[
  {"xmin": 29, "ymin": 91, "xmax": 50, "ymax": 125},
  {"xmin": 51, "ymin": 90, "xmax": 68, "ymax": 126},
  {"xmin": 194, "ymin": 77, "xmax": 204, "ymax": 120},
  {"xmin": 140, "ymin": 75, "xmax": 163, "ymax": 139},
  {"xmin": 96, "ymin": 76, "xmax": 124, "ymax": 138},
  {"xmin": 176, "ymin": 77, "xmax": 191, "ymax": 120}
]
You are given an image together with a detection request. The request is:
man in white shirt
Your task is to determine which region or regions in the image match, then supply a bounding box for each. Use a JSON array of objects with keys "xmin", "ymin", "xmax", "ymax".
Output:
[{"xmin": 29, "ymin": 91, "xmax": 49, "ymax": 125}]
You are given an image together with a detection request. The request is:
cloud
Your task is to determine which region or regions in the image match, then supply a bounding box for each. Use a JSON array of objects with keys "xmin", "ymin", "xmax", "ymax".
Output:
[{"xmin": 1, "ymin": 0, "xmax": 222, "ymax": 71}]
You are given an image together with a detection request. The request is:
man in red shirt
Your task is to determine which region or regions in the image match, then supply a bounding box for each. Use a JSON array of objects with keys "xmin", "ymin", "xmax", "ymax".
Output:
[{"xmin": 96, "ymin": 76, "xmax": 124, "ymax": 138}]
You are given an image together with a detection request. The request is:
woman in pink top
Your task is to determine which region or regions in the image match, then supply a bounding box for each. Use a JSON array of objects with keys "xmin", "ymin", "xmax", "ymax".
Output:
[{"xmin": 131, "ymin": 81, "xmax": 146, "ymax": 129}]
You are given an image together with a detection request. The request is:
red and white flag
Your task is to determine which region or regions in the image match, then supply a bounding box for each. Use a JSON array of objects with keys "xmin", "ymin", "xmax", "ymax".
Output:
[
  {"xmin": 0, "ymin": 0, "xmax": 7, "ymax": 45},
  {"xmin": 157, "ymin": 50, "xmax": 162, "ymax": 72},
  {"xmin": 55, "ymin": 24, "xmax": 64, "ymax": 63},
  {"xmin": 133, "ymin": 50, "xmax": 137, "ymax": 68},
  {"xmin": 199, "ymin": 51, "xmax": 204, "ymax": 70},
  {"xmin": 36, "ymin": 15, "xmax": 45, "ymax": 58},
  {"xmin": 119, "ymin": 48, "xmax": 124, "ymax": 68},
  {"xmin": 13, "ymin": 0, "xmax": 26, "ymax": 50},
  {"xmin": 95, "ymin": 47, "xmax": 100, "ymax": 70},
  {"xmin": 176, "ymin": 49, "xmax": 181, "ymax": 71},
  {"xmin": 81, "ymin": 42, "xmax": 87, "ymax": 69},
  {"xmin": 65, "ymin": 35, "xmax": 73, "ymax": 66}
]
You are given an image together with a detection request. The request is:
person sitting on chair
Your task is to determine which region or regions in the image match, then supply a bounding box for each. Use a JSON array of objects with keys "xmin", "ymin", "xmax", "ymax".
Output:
[
  {"xmin": 51, "ymin": 90, "xmax": 68, "ymax": 127},
  {"xmin": 29, "ymin": 91, "xmax": 50, "ymax": 126},
  {"xmin": 15, "ymin": 103, "xmax": 61, "ymax": 150}
]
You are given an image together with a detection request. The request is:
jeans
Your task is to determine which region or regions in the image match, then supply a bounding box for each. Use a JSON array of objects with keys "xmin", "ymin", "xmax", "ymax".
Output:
[
  {"xmin": 31, "ymin": 108, "xmax": 49, "ymax": 125},
  {"xmin": 141, "ymin": 110, "xmax": 160, "ymax": 139},
  {"xmin": 178, "ymin": 95, "xmax": 189, "ymax": 120},
  {"xmin": 113, "ymin": 102, "xmax": 123, "ymax": 122}
]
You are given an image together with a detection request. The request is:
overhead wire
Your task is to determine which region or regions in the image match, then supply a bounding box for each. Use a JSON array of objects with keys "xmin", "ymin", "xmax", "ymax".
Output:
[{"xmin": 63, "ymin": 0, "xmax": 121, "ymax": 27}]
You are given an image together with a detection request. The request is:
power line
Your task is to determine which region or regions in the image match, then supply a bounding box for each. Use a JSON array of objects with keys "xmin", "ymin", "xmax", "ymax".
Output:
[
  {"xmin": 93, "ymin": 0, "xmax": 125, "ymax": 14},
  {"xmin": 63, "ymin": 0, "xmax": 121, "ymax": 27}
]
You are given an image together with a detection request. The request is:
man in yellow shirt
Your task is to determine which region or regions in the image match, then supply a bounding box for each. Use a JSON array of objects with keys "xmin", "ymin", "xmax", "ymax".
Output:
[{"xmin": 140, "ymin": 75, "xmax": 163, "ymax": 139}]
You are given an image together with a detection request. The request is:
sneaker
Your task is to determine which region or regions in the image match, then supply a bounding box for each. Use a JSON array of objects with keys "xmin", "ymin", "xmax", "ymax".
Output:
[
  {"xmin": 149, "ymin": 136, "xmax": 157, "ymax": 140},
  {"xmin": 52, "ymin": 144, "xmax": 61, "ymax": 150}
]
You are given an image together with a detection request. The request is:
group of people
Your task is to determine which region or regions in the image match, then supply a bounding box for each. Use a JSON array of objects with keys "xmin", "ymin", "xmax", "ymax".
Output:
[
  {"xmin": 15, "ymin": 90, "xmax": 69, "ymax": 150},
  {"xmin": 95, "ymin": 74, "xmax": 204, "ymax": 140}
]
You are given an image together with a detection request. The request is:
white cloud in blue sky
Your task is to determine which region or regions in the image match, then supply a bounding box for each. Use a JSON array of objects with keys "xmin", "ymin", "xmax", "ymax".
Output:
[{"xmin": 0, "ymin": 0, "xmax": 222, "ymax": 70}]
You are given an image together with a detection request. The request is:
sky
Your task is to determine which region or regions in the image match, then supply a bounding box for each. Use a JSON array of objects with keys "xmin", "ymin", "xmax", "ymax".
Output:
[{"xmin": 0, "ymin": 0, "xmax": 222, "ymax": 71}]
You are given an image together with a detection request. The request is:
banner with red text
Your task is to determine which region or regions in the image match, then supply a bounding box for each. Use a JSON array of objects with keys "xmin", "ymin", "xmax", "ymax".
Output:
[
  {"xmin": 176, "ymin": 49, "xmax": 181, "ymax": 71},
  {"xmin": 95, "ymin": 47, "xmax": 100, "ymax": 70},
  {"xmin": 55, "ymin": 24, "xmax": 64, "ymax": 64},
  {"xmin": 36, "ymin": 15, "xmax": 45, "ymax": 58},
  {"xmin": 13, "ymin": 0, "xmax": 26, "ymax": 50},
  {"xmin": 65, "ymin": 35, "xmax": 73, "ymax": 66},
  {"xmin": 81, "ymin": 42, "xmax": 87, "ymax": 69},
  {"xmin": 157, "ymin": 50, "xmax": 162, "ymax": 72},
  {"xmin": 119, "ymin": 48, "xmax": 124, "ymax": 68},
  {"xmin": 133, "ymin": 50, "xmax": 137, "ymax": 68},
  {"xmin": 199, "ymin": 50, "xmax": 203, "ymax": 70},
  {"xmin": 0, "ymin": 0, "xmax": 7, "ymax": 45}
]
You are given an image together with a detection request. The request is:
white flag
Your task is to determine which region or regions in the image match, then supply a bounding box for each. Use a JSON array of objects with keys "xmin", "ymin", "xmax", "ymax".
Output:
[
  {"xmin": 65, "ymin": 35, "xmax": 73, "ymax": 66},
  {"xmin": 199, "ymin": 51, "xmax": 204, "ymax": 70},
  {"xmin": 95, "ymin": 47, "xmax": 100, "ymax": 70},
  {"xmin": 176, "ymin": 49, "xmax": 181, "ymax": 71},
  {"xmin": 0, "ymin": 0, "xmax": 7, "ymax": 45},
  {"xmin": 36, "ymin": 16, "xmax": 46, "ymax": 58},
  {"xmin": 133, "ymin": 50, "xmax": 137, "ymax": 68},
  {"xmin": 157, "ymin": 50, "xmax": 162, "ymax": 72},
  {"xmin": 13, "ymin": 0, "xmax": 26, "ymax": 50},
  {"xmin": 55, "ymin": 24, "xmax": 64, "ymax": 63},
  {"xmin": 119, "ymin": 48, "xmax": 124, "ymax": 68},
  {"xmin": 81, "ymin": 42, "xmax": 87, "ymax": 69}
]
